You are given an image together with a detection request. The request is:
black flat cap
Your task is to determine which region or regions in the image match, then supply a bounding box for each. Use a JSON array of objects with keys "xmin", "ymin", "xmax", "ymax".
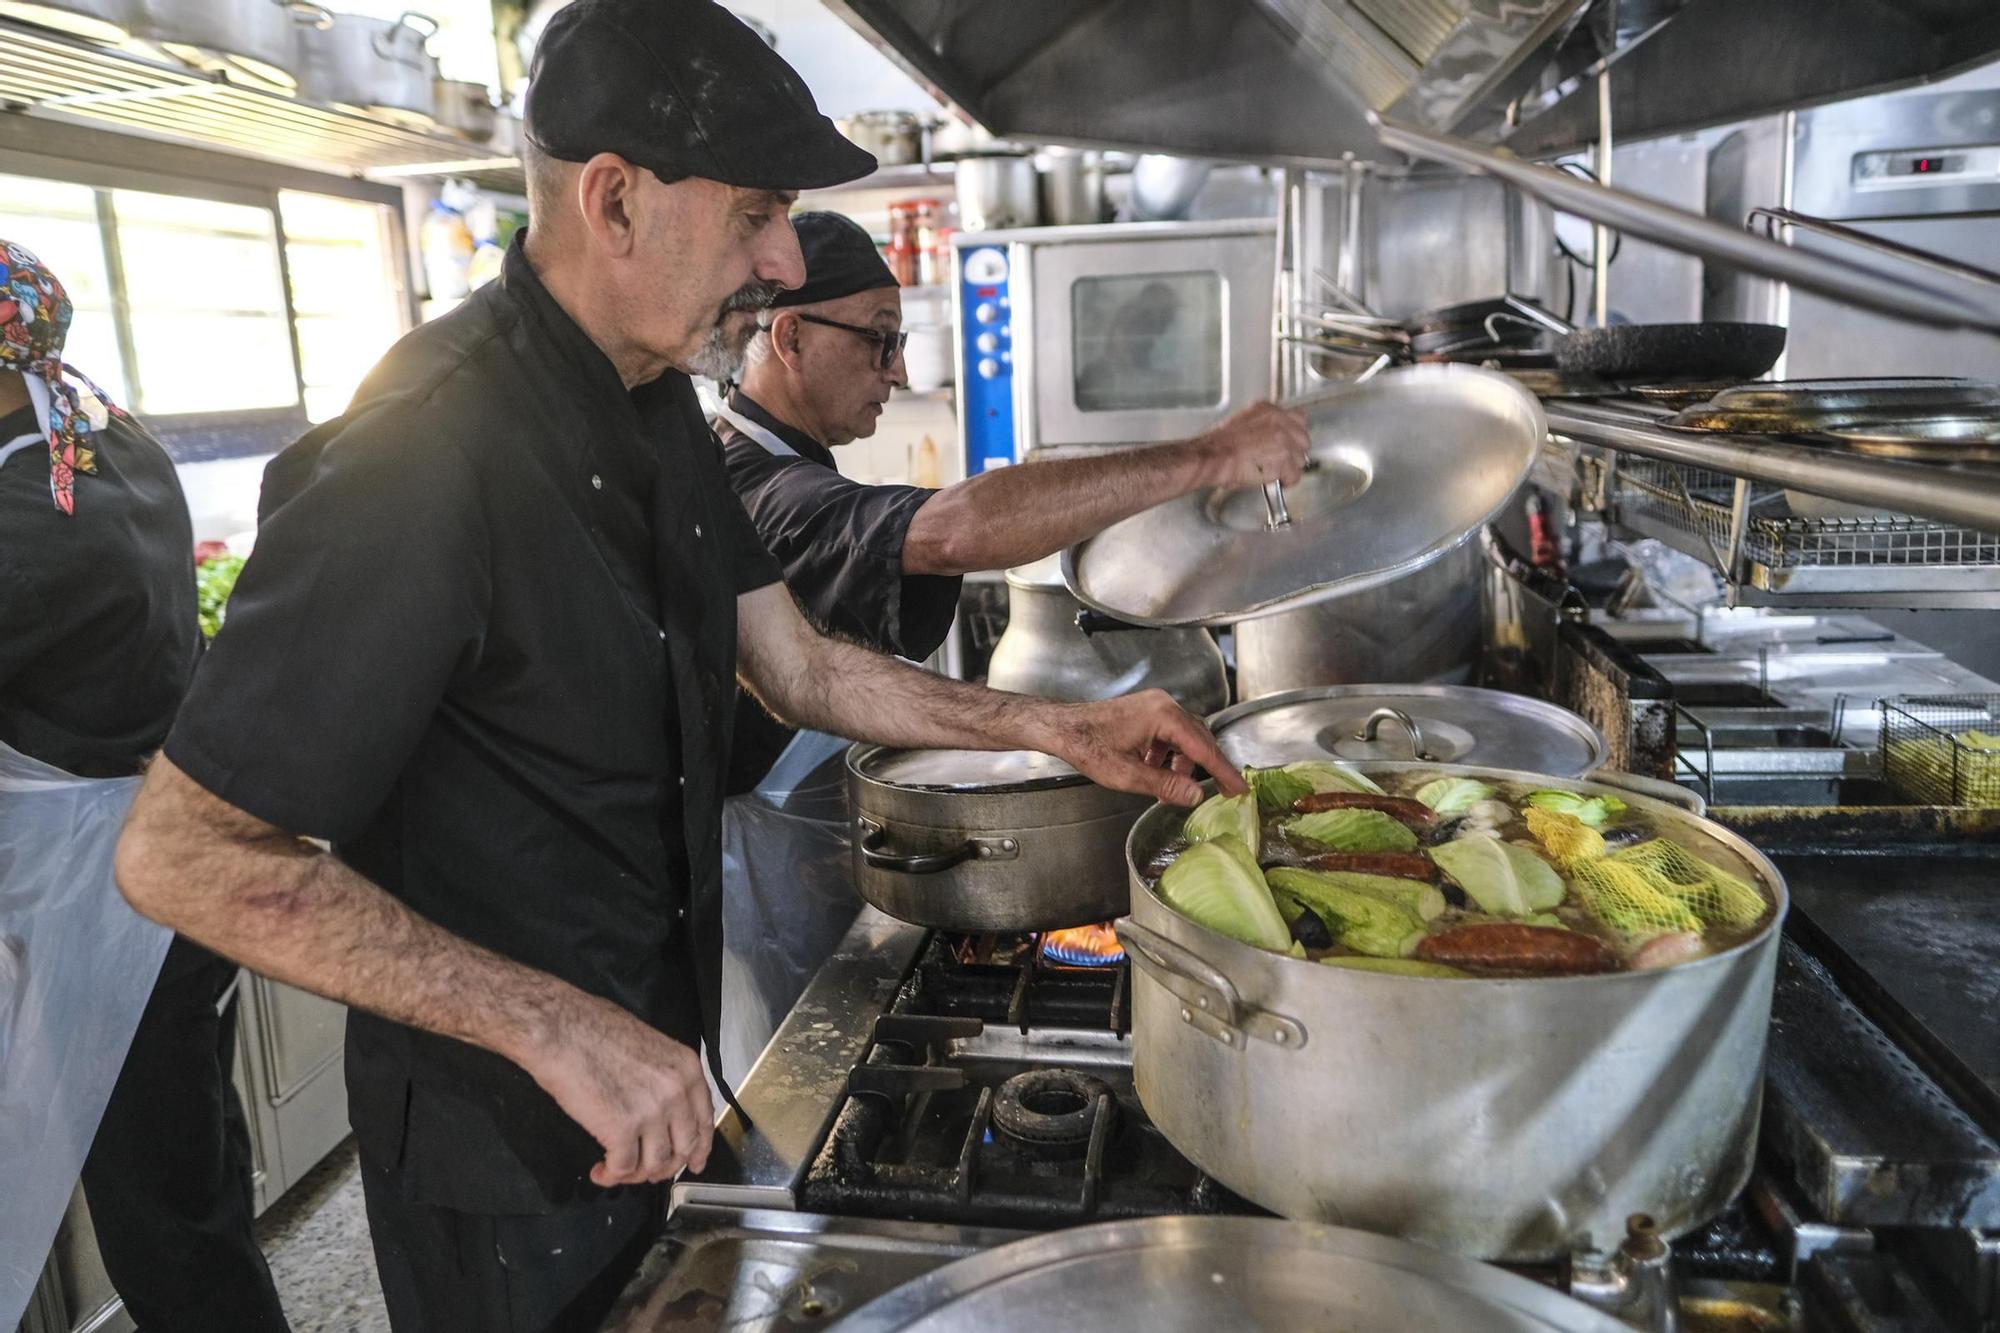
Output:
[
  {"xmin": 524, "ymin": 0, "xmax": 876, "ymax": 192},
  {"xmin": 771, "ymin": 211, "xmax": 898, "ymax": 308}
]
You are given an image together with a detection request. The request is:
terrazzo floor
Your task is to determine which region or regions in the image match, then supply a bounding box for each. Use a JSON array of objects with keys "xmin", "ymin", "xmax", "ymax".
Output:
[{"xmin": 255, "ymin": 1140, "xmax": 390, "ymax": 1333}]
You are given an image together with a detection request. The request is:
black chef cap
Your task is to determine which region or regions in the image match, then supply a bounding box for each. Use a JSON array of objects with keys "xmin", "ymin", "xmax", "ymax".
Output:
[
  {"xmin": 523, "ymin": 0, "xmax": 876, "ymax": 192},
  {"xmin": 770, "ymin": 211, "xmax": 899, "ymax": 308}
]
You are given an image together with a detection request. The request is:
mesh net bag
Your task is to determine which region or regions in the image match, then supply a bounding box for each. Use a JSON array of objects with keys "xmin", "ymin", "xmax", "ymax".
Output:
[
  {"xmin": 1610, "ymin": 839, "xmax": 1768, "ymax": 928},
  {"xmin": 1524, "ymin": 806, "xmax": 1603, "ymax": 868},
  {"xmin": 1528, "ymin": 807, "xmax": 1769, "ymax": 945}
]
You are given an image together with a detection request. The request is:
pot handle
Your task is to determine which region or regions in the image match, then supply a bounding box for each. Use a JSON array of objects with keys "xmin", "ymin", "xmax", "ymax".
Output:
[
  {"xmin": 1074, "ymin": 609, "xmax": 1147, "ymax": 635},
  {"xmin": 1354, "ymin": 707, "xmax": 1433, "ymax": 761},
  {"xmin": 283, "ymin": 0, "xmax": 335, "ymax": 30},
  {"xmin": 1115, "ymin": 917, "xmax": 1307, "ymax": 1050},
  {"xmin": 859, "ymin": 825, "xmax": 979, "ymax": 874},
  {"xmin": 373, "ymin": 11, "xmax": 440, "ymax": 63}
]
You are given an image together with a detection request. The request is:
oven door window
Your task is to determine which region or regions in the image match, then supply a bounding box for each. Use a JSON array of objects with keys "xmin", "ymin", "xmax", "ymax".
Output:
[{"xmin": 1070, "ymin": 271, "xmax": 1224, "ymax": 412}]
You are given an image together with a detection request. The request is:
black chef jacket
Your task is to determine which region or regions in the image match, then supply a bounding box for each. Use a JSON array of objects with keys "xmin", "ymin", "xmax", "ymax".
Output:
[
  {"xmin": 719, "ymin": 390, "xmax": 960, "ymax": 792},
  {"xmin": 0, "ymin": 405, "xmax": 198, "ymax": 779},
  {"xmin": 164, "ymin": 236, "xmax": 783, "ymax": 1214}
]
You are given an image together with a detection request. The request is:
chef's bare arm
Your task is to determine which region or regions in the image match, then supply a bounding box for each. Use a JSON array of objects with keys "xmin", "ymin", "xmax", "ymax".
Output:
[
  {"xmin": 900, "ymin": 400, "xmax": 1310, "ymax": 577},
  {"xmin": 735, "ymin": 581, "xmax": 1246, "ymax": 805},
  {"xmin": 114, "ymin": 761, "xmax": 712, "ymax": 1188}
]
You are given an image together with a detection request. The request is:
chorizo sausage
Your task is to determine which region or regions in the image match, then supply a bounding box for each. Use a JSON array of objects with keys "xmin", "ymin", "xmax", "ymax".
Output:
[
  {"xmin": 1414, "ymin": 924, "xmax": 1616, "ymax": 976},
  {"xmin": 1292, "ymin": 851, "xmax": 1437, "ymax": 881},
  {"xmin": 1291, "ymin": 792, "xmax": 1436, "ymax": 823}
]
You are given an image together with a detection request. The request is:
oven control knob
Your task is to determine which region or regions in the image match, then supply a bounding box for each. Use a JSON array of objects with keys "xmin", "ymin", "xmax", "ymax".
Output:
[
  {"xmin": 973, "ymin": 301, "xmax": 999, "ymax": 325},
  {"xmin": 977, "ymin": 357, "xmax": 1001, "ymax": 379},
  {"xmin": 975, "ymin": 331, "xmax": 1000, "ymax": 353}
]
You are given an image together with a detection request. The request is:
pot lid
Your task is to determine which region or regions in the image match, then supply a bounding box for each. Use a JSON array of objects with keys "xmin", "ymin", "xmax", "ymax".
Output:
[
  {"xmin": 1209, "ymin": 685, "xmax": 1607, "ymax": 778},
  {"xmin": 1061, "ymin": 365, "xmax": 1545, "ymax": 627},
  {"xmin": 851, "ymin": 745, "xmax": 1084, "ymax": 793},
  {"xmin": 829, "ymin": 1216, "xmax": 1630, "ymax": 1332}
]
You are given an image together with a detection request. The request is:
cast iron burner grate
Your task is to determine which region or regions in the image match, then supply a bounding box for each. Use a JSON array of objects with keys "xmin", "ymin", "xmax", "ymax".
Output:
[
  {"xmin": 896, "ymin": 934, "xmax": 1129, "ymax": 1034},
  {"xmin": 796, "ymin": 1012, "xmax": 1263, "ymax": 1229}
]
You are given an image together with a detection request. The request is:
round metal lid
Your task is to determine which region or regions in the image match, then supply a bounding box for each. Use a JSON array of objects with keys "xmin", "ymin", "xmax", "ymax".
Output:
[
  {"xmin": 829, "ymin": 1216, "xmax": 1630, "ymax": 1332},
  {"xmin": 1208, "ymin": 685, "xmax": 1607, "ymax": 778},
  {"xmin": 1060, "ymin": 365, "xmax": 1545, "ymax": 627},
  {"xmin": 851, "ymin": 745, "xmax": 1084, "ymax": 793}
]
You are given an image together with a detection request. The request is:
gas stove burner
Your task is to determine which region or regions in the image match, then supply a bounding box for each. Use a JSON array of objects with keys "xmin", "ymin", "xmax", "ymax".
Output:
[
  {"xmin": 1041, "ymin": 923, "xmax": 1126, "ymax": 967},
  {"xmin": 991, "ymin": 1069, "xmax": 1116, "ymax": 1157}
]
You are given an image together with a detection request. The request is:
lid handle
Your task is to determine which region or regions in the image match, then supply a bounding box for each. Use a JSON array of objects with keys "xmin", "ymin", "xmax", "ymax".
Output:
[{"xmin": 1354, "ymin": 706, "xmax": 1433, "ymax": 761}]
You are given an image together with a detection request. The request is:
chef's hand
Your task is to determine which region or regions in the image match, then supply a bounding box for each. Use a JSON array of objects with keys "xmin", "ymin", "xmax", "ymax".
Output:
[
  {"xmin": 524, "ymin": 989, "xmax": 714, "ymax": 1188},
  {"xmin": 1043, "ymin": 689, "xmax": 1247, "ymax": 806},
  {"xmin": 1185, "ymin": 400, "xmax": 1311, "ymax": 490}
]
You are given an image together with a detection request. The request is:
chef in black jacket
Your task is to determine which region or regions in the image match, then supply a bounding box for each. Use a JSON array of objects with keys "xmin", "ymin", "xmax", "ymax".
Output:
[
  {"xmin": 109, "ymin": 4, "xmax": 1244, "ymax": 1331},
  {"xmin": 720, "ymin": 211, "xmax": 1311, "ymax": 790},
  {"xmin": 0, "ymin": 241, "xmax": 290, "ymax": 1331}
]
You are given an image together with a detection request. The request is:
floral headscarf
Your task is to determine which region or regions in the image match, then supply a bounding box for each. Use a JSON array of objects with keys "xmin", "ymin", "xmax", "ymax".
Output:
[{"xmin": 0, "ymin": 241, "xmax": 124, "ymax": 514}]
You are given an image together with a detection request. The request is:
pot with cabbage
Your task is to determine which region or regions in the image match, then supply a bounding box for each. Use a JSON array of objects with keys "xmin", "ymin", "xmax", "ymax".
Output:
[{"xmin": 1115, "ymin": 759, "xmax": 1785, "ymax": 1262}]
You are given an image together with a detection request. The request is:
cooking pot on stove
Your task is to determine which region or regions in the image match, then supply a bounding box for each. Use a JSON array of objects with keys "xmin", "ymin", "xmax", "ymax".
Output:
[
  {"xmin": 845, "ymin": 745, "xmax": 1149, "ymax": 932},
  {"xmin": 1116, "ymin": 761, "xmax": 1784, "ymax": 1260},
  {"xmin": 986, "ymin": 556, "xmax": 1228, "ymax": 716}
]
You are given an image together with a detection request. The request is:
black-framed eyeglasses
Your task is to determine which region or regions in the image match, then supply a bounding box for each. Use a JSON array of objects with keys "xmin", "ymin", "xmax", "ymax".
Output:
[{"xmin": 795, "ymin": 313, "xmax": 908, "ymax": 371}]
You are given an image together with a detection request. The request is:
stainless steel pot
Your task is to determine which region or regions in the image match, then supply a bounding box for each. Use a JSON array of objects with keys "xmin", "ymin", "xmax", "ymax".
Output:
[
  {"xmin": 1036, "ymin": 147, "xmax": 1106, "ymax": 226},
  {"xmin": 846, "ymin": 744, "xmax": 1150, "ymax": 932},
  {"xmin": 129, "ymin": 0, "xmax": 327, "ymax": 90},
  {"xmin": 0, "ymin": 0, "xmax": 132, "ymax": 44},
  {"xmin": 839, "ymin": 110, "xmax": 921, "ymax": 167},
  {"xmin": 986, "ymin": 557, "xmax": 1228, "ymax": 715},
  {"xmin": 298, "ymin": 10, "xmax": 439, "ymax": 127},
  {"xmin": 432, "ymin": 77, "xmax": 497, "ymax": 143},
  {"xmin": 955, "ymin": 155, "xmax": 1039, "ymax": 231},
  {"xmin": 1117, "ymin": 762, "xmax": 1784, "ymax": 1261},
  {"xmin": 1233, "ymin": 538, "xmax": 1483, "ymax": 700}
]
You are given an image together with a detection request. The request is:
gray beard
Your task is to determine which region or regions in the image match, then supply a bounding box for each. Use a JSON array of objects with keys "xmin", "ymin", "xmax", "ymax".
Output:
[
  {"xmin": 687, "ymin": 278, "xmax": 785, "ymax": 381},
  {"xmin": 685, "ymin": 321, "xmax": 747, "ymax": 381}
]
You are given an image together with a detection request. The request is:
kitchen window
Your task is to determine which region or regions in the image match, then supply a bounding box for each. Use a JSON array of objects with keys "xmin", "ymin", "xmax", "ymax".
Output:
[{"xmin": 0, "ymin": 169, "xmax": 407, "ymax": 423}]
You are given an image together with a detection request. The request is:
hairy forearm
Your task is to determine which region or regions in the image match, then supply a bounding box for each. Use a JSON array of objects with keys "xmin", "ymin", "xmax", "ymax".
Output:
[
  {"xmin": 902, "ymin": 442, "xmax": 1204, "ymax": 576},
  {"xmin": 738, "ymin": 584, "xmax": 1059, "ymax": 751},
  {"xmin": 115, "ymin": 760, "xmax": 575, "ymax": 1070}
]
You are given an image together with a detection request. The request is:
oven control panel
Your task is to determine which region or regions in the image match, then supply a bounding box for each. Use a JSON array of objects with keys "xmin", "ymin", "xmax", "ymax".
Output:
[{"xmin": 957, "ymin": 244, "xmax": 1016, "ymax": 475}]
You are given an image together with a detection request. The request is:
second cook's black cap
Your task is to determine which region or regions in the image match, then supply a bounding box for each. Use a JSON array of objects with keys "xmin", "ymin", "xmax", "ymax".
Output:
[
  {"xmin": 523, "ymin": 0, "xmax": 877, "ymax": 192},
  {"xmin": 770, "ymin": 212, "xmax": 898, "ymax": 307}
]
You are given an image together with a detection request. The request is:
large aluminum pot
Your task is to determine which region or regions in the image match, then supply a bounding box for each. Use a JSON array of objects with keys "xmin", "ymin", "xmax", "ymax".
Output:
[
  {"xmin": 1117, "ymin": 762, "xmax": 1785, "ymax": 1261},
  {"xmin": 986, "ymin": 557, "xmax": 1228, "ymax": 716},
  {"xmin": 955, "ymin": 155, "xmax": 1039, "ymax": 231},
  {"xmin": 1232, "ymin": 538, "xmax": 1482, "ymax": 700},
  {"xmin": 0, "ymin": 0, "xmax": 132, "ymax": 44},
  {"xmin": 433, "ymin": 77, "xmax": 497, "ymax": 143},
  {"xmin": 298, "ymin": 10, "xmax": 439, "ymax": 127},
  {"xmin": 839, "ymin": 110, "xmax": 922, "ymax": 167},
  {"xmin": 129, "ymin": 0, "xmax": 327, "ymax": 90},
  {"xmin": 847, "ymin": 744, "xmax": 1150, "ymax": 932}
]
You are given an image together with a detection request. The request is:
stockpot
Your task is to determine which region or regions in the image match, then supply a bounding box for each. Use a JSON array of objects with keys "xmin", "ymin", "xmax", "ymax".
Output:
[
  {"xmin": 985, "ymin": 556, "xmax": 1228, "ymax": 716},
  {"xmin": 298, "ymin": 10, "xmax": 438, "ymax": 127},
  {"xmin": 846, "ymin": 745, "xmax": 1150, "ymax": 932},
  {"xmin": 1116, "ymin": 761, "xmax": 1785, "ymax": 1261},
  {"xmin": 129, "ymin": 0, "xmax": 328, "ymax": 90}
]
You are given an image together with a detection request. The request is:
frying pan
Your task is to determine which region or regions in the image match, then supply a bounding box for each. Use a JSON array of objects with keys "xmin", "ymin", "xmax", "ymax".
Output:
[{"xmin": 1553, "ymin": 323, "xmax": 1786, "ymax": 381}]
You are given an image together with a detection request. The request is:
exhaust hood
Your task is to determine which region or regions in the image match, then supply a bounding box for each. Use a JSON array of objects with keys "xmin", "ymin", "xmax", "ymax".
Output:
[{"xmin": 821, "ymin": 0, "xmax": 2000, "ymax": 162}]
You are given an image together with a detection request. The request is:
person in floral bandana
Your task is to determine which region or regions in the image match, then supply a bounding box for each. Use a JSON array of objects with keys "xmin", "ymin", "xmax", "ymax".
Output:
[{"xmin": 0, "ymin": 242, "xmax": 292, "ymax": 1331}]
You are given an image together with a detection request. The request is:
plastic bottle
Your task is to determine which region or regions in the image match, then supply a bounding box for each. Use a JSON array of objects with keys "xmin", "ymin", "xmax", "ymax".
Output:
[{"xmin": 420, "ymin": 201, "xmax": 474, "ymax": 302}]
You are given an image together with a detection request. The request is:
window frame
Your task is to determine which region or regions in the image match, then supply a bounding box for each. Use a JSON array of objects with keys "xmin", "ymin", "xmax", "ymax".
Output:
[{"xmin": 0, "ymin": 128, "xmax": 414, "ymax": 427}]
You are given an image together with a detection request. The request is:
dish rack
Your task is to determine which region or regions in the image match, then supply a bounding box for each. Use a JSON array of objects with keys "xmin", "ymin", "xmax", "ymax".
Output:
[
  {"xmin": 1603, "ymin": 456, "xmax": 2000, "ymax": 608},
  {"xmin": 1880, "ymin": 695, "xmax": 2000, "ymax": 807}
]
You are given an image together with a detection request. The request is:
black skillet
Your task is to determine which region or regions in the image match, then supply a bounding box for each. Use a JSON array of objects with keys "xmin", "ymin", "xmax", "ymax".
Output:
[{"xmin": 1553, "ymin": 322, "xmax": 1786, "ymax": 382}]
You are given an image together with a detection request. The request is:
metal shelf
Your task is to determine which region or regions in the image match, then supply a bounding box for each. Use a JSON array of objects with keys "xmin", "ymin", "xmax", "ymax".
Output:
[
  {"xmin": 1547, "ymin": 400, "xmax": 2000, "ymax": 537},
  {"xmin": 0, "ymin": 19, "xmax": 521, "ymax": 187},
  {"xmin": 1608, "ymin": 456, "xmax": 2000, "ymax": 609}
]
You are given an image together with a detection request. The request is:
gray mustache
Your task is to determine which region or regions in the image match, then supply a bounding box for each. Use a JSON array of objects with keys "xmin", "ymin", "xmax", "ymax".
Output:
[{"xmin": 720, "ymin": 279, "xmax": 785, "ymax": 316}]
